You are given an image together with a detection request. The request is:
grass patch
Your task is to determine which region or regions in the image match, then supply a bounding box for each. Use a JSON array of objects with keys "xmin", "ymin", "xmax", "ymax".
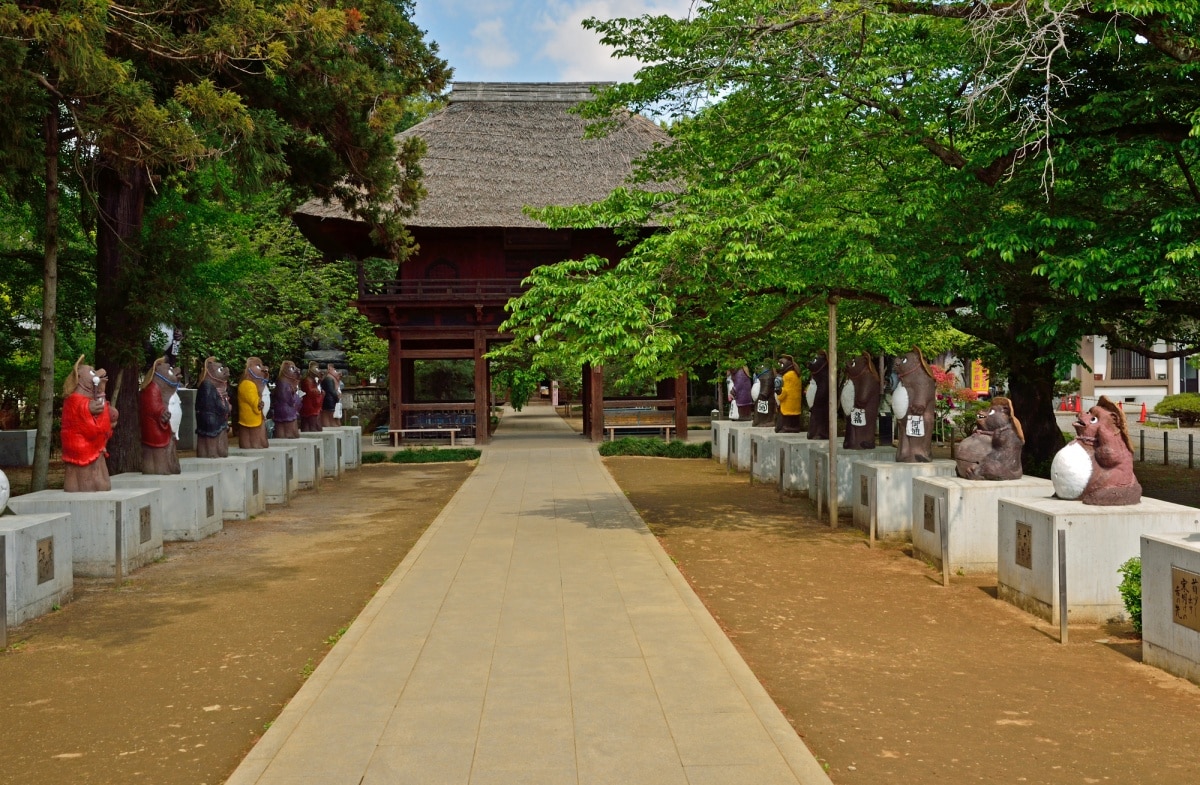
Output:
[
  {"xmin": 390, "ymin": 447, "xmax": 482, "ymax": 464},
  {"xmin": 599, "ymin": 438, "xmax": 711, "ymax": 458},
  {"xmin": 361, "ymin": 451, "xmax": 388, "ymax": 464}
]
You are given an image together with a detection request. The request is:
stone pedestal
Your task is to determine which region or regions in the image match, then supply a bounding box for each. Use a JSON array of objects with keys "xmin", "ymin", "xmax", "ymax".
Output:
[
  {"xmin": 1, "ymin": 513, "xmax": 73, "ymax": 626},
  {"xmin": 911, "ymin": 476, "xmax": 1054, "ymax": 573},
  {"xmin": 1142, "ymin": 532, "xmax": 1200, "ymax": 685},
  {"xmin": 179, "ymin": 456, "xmax": 266, "ymax": 520},
  {"xmin": 176, "ymin": 388, "xmax": 197, "ymax": 451},
  {"xmin": 809, "ymin": 447, "xmax": 895, "ymax": 516},
  {"xmin": 230, "ymin": 447, "xmax": 296, "ymax": 505},
  {"xmin": 311, "ymin": 430, "xmax": 343, "ymax": 479},
  {"xmin": 271, "ymin": 438, "xmax": 322, "ymax": 491},
  {"xmin": 0, "ymin": 429, "xmax": 36, "ymax": 466},
  {"xmin": 998, "ymin": 496, "xmax": 1200, "ymax": 625},
  {"xmin": 783, "ymin": 440, "xmax": 827, "ymax": 496},
  {"xmin": 851, "ymin": 459, "xmax": 957, "ymax": 541},
  {"xmin": 110, "ymin": 471, "xmax": 223, "ymax": 542},
  {"xmin": 328, "ymin": 426, "xmax": 361, "ymax": 470},
  {"xmin": 749, "ymin": 432, "xmax": 811, "ymax": 485},
  {"xmin": 711, "ymin": 420, "xmax": 754, "ymax": 464},
  {"xmin": 7, "ymin": 489, "xmax": 163, "ymax": 578}
]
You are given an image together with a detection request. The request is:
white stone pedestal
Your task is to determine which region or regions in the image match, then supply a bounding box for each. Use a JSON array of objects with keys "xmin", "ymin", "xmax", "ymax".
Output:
[
  {"xmin": 180, "ymin": 456, "xmax": 266, "ymax": 520},
  {"xmin": 110, "ymin": 471, "xmax": 223, "ymax": 542},
  {"xmin": 1, "ymin": 513, "xmax": 73, "ymax": 626},
  {"xmin": 851, "ymin": 459, "xmax": 957, "ymax": 541},
  {"xmin": 310, "ymin": 431, "xmax": 342, "ymax": 479},
  {"xmin": 750, "ymin": 432, "xmax": 811, "ymax": 485},
  {"xmin": 271, "ymin": 438, "xmax": 322, "ymax": 491},
  {"xmin": 911, "ymin": 476, "xmax": 1054, "ymax": 573},
  {"xmin": 1142, "ymin": 533, "xmax": 1200, "ymax": 685},
  {"xmin": 7, "ymin": 489, "xmax": 163, "ymax": 578},
  {"xmin": 998, "ymin": 496, "xmax": 1200, "ymax": 625},
  {"xmin": 329, "ymin": 426, "xmax": 362, "ymax": 469},
  {"xmin": 783, "ymin": 440, "xmax": 826, "ymax": 496},
  {"xmin": 810, "ymin": 447, "xmax": 895, "ymax": 515},
  {"xmin": 0, "ymin": 429, "xmax": 36, "ymax": 466},
  {"xmin": 711, "ymin": 420, "xmax": 754, "ymax": 464},
  {"xmin": 230, "ymin": 447, "xmax": 296, "ymax": 505}
]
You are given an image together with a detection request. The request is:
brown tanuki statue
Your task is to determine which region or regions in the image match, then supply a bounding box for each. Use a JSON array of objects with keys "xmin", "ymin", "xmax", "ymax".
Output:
[
  {"xmin": 954, "ymin": 397, "xmax": 1024, "ymax": 480},
  {"xmin": 840, "ymin": 351, "xmax": 881, "ymax": 450},
  {"xmin": 236, "ymin": 357, "xmax": 270, "ymax": 449},
  {"xmin": 892, "ymin": 346, "xmax": 936, "ymax": 463},
  {"xmin": 272, "ymin": 360, "xmax": 302, "ymax": 439},
  {"xmin": 299, "ymin": 361, "xmax": 323, "ymax": 432},
  {"xmin": 1051, "ymin": 396, "xmax": 1142, "ymax": 505},
  {"xmin": 805, "ymin": 351, "xmax": 829, "ymax": 440},
  {"xmin": 319, "ymin": 364, "xmax": 341, "ymax": 428},
  {"xmin": 139, "ymin": 358, "xmax": 182, "ymax": 475},
  {"xmin": 61, "ymin": 355, "xmax": 119, "ymax": 492},
  {"xmin": 195, "ymin": 357, "xmax": 232, "ymax": 458}
]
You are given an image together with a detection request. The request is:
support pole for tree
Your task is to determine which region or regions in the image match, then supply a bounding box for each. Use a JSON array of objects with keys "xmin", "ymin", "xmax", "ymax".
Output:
[
  {"xmin": 32, "ymin": 97, "xmax": 59, "ymax": 492},
  {"xmin": 827, "ymin": 296, "xmax": 839, "ymax": 530}
]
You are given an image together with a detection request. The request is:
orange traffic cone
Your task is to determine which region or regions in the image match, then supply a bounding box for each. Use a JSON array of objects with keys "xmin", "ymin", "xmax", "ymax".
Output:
[
  {"xmin": 1059, "ymin": 395, "xmax": 1068, "ymax": 411},
  {"xmin": 1075, "ymin": 396, "xmax": 1083, "ymax": 414},
  {"xmin": 1139, "ymin": 402, "xmax": 1147, "ymax": 423}
]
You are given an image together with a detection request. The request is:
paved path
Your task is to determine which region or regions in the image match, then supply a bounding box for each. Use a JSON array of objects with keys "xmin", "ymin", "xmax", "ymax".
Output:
[{"xmin": 226, "ymin": 405, "xmax": 829, "ymax": 785}]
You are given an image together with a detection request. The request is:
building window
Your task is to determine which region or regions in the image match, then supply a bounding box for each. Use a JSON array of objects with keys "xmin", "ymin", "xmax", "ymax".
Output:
[{"xmin": 1108, "ymin": 348, "xmax": 1149, "ymax": 380}]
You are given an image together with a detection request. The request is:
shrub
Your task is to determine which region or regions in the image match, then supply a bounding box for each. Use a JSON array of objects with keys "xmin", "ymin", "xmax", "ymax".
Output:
[
  {"xmin": 598, "ymin": 438, "xmax": 711, "ymax": 458},
  {"xmin": 1117, "ymin": 556, "xmax": 1142, "ymax": 634},
  {"xmin": 361, "ymin": 452, "xmax": 388, "ymax": 464},
  {"xmin": 1155, "ymin": 393, "xmax": 1200, "ymax": 427},
  {"xmin": 389, "ymin": 447, "xmax": 481, "ymax": 464}
]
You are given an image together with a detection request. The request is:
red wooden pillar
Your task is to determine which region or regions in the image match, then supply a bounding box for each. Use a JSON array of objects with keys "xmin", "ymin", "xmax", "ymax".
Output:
[
  {"xmin": 474, "ymin": 330, "xmax": 489, "ymax": 445},
  {"xmin": 388, "ymin": 331, "xmax": 403, "ymax": 430},
  {"xmin": 587, "ymin": 364, "xmax": 605, "ymax": 442},
  {"xmin": 581, "ymin": 363, "xmax": 591, "ymax": 437},
  {"xmin": 674, "ymin": 373, "xmax": 688, "ymax": 441}
]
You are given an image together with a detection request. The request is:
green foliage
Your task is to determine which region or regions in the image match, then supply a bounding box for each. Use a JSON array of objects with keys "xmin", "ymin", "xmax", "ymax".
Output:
[
  {"xmin": 493, "ymin": 366, "xmax": 542, "ymax": 411},
  {"xmin": 360, "ymin": 452, "xmax": 388, "ymax": 464},
  {"xmin": 413, "ymin": 360, "xmax": 475, "ymax": 402},
  {"xmin": 389, "ymin": 448, "xmax": 481, "ymax": 464},
  {"xmin": 598, "ymin": 438, "xmax": 711, "ymax": 458},
  {"xmin": 1154, "ymin": 393, "xmax": 1200, "ymax": 427},
  {"xmin": 1118, "ymin": 557, "xmax": 1143, "ymax": 634}
]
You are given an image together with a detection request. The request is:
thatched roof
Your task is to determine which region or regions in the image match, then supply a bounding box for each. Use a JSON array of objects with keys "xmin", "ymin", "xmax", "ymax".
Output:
[{"xmin": 294, "ymin": 82, "xmax": 669, "ymax": 230}]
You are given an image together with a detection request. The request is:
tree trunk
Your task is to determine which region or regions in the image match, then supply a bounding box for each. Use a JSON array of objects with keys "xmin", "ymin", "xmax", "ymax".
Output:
[
  {"xmin": 95, "ymin": 159, "xmax": 150, "ymax": 476},
  {"xmin": 32, "ymin": 97, "xmax": 59, "ymax": 492},
  {"xmin": 1006, "ymin": 350, "xmax": 1064, "ymax": 478}
]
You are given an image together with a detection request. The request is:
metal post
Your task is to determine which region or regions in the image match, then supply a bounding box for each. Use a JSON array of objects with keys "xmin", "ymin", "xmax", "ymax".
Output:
[
  {"xmin": 868, "ymin": 480, "xmax": 877, "ymax": 548},
  {"xmin": 1165, "ymin": 431, "xmax": 1170, "ymax": 466},
  {"xmin": 827, "ymin": 296, "xmax": 839, "ymax": 530},
  {"xmin": 778, "ymin": 448, "xmax": 785, "ymax": 500},
  {"xmin": 727, "ymin": 432, "xmax": 734, "ymax": 473},
  {"xmin": 1140, "ymin": 429, "xmax": 1145, "ymax": 462},
  {"xmin": 1058, "ymin": 528, "xmax": 1068, "ymax": 645},
  {"xmin": 1190, "ymin": 434, "xmax": 1194, "ymax": 470},
  {"xmin": 939, "ymin": 497, "xmax": 950, "ymax": 587},
  {"xmin": 749, "ymin": 440, "xmax": 756, "ymax": 484},
  {"xmin": 1, "ymin": 533, "xmax": 7, "ymax": 650},
  {"xmin": 114, "ymin": 502, "xmax": 124, "ymax": 587}
]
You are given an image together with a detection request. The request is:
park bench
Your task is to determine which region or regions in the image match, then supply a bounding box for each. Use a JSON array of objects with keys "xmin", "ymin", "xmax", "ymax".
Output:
[
  {"xmin": 603, "ymin": 409, "xmax": 675, "ymax": 442},
  {"xmin": 1144, "ymin": 412, "xmax": 1180, "ymax": 428},
  {"xmin": 374, "ymin": 426, "xmax": 461, "ymax": 447}
]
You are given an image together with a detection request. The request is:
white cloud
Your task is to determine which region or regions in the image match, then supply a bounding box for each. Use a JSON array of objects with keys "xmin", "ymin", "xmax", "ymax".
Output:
[
  {"xmin": 472, "ymin": 18, "xmax": 520, "ymax": 70},
  {"xmin": 537, "ymin": 0, "xmax": 695, "ymax": 82}
]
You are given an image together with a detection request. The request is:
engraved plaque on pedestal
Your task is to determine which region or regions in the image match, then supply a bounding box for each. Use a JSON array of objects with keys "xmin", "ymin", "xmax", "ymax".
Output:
[
  {"xmin": 252, "ymin": 469, "xmax": 259, "ymax": 496},
  {"xmin": 860, "ymin": 476, "xmax": 869, "ymax": 508},
  {"xmin": 36, "ymin": 536, "xmax": 54, "ymax": 584},
  {"xmin": 1015, "ymin": 521, "xmax": 1032, "ymax": 569},
  {"xmin": 286, "ymin": 457, "xmax": 293, "ymax": 483},
  {"xmin": 1171, "ymin": 566, "xmax": 1200, "ymax": 633},
  {"xmin": 337, "ymin": 441, "xmax": 343, "ymax": 460},
  {"xmin": 206, "ymin": 486, "xmax": 215, "ymax": 518},
  {"xmin": 923, "ymin": 495, "xmax": 936, "ymax": 533},
  {"xmin": 140, "ymin": 505, "xmax": 152, "ymax": 544}
]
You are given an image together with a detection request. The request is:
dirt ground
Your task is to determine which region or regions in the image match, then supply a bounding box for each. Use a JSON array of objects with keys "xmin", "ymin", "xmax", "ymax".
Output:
[
  {"xmin": 606, "ymin": 456, "xmax": 1200, "ymax": 785},
  {"xmin": 0, "ymin": 462, "xmax": 471, "ymax": 785}
]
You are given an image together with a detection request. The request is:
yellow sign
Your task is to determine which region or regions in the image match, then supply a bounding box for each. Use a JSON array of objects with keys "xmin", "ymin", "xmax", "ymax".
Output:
[{"xmin": 971, "ymin": 362, "xmax": 990, "ymax": 394}]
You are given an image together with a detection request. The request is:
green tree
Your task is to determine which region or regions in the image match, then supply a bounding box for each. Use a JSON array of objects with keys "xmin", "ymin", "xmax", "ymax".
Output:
[
  {"xmin": 1, "ymin": 0, "xmax": 448, "ymax": 471},
  {"xmin": 501, "ymin": 0, "xmax": 1200, "ymax": 468}
]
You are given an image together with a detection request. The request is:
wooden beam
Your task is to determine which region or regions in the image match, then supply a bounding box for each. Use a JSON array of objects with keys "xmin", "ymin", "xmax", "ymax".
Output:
[
  {"xmin": 588, "ymin": 365, "xmax": 605, "ymax": 442},
  {"xmin": 396, "ymin": 349, "xmax": 476, "ymax": 359},
  {"xmin": 474, "ymin": 331, "xmax": 489, "ymax": 445},
  {"xmin": 388, "ymin": 332, "xmax": 403, "ymax": 430},
  {"xmin": 674, "ymin": 373, "xmax": 688, "ymax": 442}
]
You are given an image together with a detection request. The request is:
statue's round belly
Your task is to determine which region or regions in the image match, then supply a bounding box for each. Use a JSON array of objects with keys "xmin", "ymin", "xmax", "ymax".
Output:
[{"xmin": 1051, "ymin": 441, "xmax": 1092, "ymax": 499}]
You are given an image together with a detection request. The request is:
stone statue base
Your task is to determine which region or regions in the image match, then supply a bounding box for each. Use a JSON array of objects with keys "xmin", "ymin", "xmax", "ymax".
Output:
[
  {"xmin": 300, "ymin": 415, "xmax": 322, "ymax": 432},
  {"xmin": 64, "ymin": 459, "xmax": 111, "ymax": 493},
  {"xmin": 319, "ymin": 411, "xmax": 336, "ymax": 428},
  {"xmin": 142, "ymin": 443, "xmax": 181, "ymax": 475},
  {"xmin": 274, "ymin": 420, "xmax": 300, "ymax": 439},
  {"xmin": 238, "ymin": 423, "xmax": 269, "ymax": 449},
  {"xmin": 196, "ymin": 432, "xmax": 229, "ymax": 458}
]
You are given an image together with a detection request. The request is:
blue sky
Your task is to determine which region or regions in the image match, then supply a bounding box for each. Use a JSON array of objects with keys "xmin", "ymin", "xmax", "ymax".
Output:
[{"xmin": 412, "ymin": 0, "xmax": 695, "ymax": 84}]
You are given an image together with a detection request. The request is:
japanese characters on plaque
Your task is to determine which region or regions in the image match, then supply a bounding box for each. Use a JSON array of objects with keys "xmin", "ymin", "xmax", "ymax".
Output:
[
  {"xmin": 36, "ymin": 536, "xmax": 54, "ymax": 585},
  {"xmin": 1015, "ymin": 522, "xmax": 1032, "ymax": 569},
  {"xmin": 140, "ymin": 505, "xmax": 152, "ymax": 544},
  {"xmin": 923, "ymin": 495, "xmax": 936, "ymax": 533},
  {"xmin": 1172, "ymin": 566, "xmax": 1200, "ymax": 633},
  {"xmin": 860, "ymin": 476, "xmax": 869, "ymax": 508}
]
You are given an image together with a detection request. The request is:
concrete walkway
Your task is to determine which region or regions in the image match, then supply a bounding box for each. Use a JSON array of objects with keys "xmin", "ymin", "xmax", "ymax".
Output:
[{"xmin": 226, "ymin": 405, "xmax": 830, "ymax": 785}]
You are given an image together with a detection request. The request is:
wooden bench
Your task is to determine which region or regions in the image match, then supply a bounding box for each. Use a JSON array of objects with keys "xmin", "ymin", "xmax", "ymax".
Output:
[
  {"xmin": 381, "ymin": 427, "xmax": 461, "ymax": 447},
  {"xmin": 1144, "ymin": 413, "xmax": 1180, "ymax": 428},
  {"xmin": 603, "ymin": 410, "xmax": 675, "ymax": 442}
]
